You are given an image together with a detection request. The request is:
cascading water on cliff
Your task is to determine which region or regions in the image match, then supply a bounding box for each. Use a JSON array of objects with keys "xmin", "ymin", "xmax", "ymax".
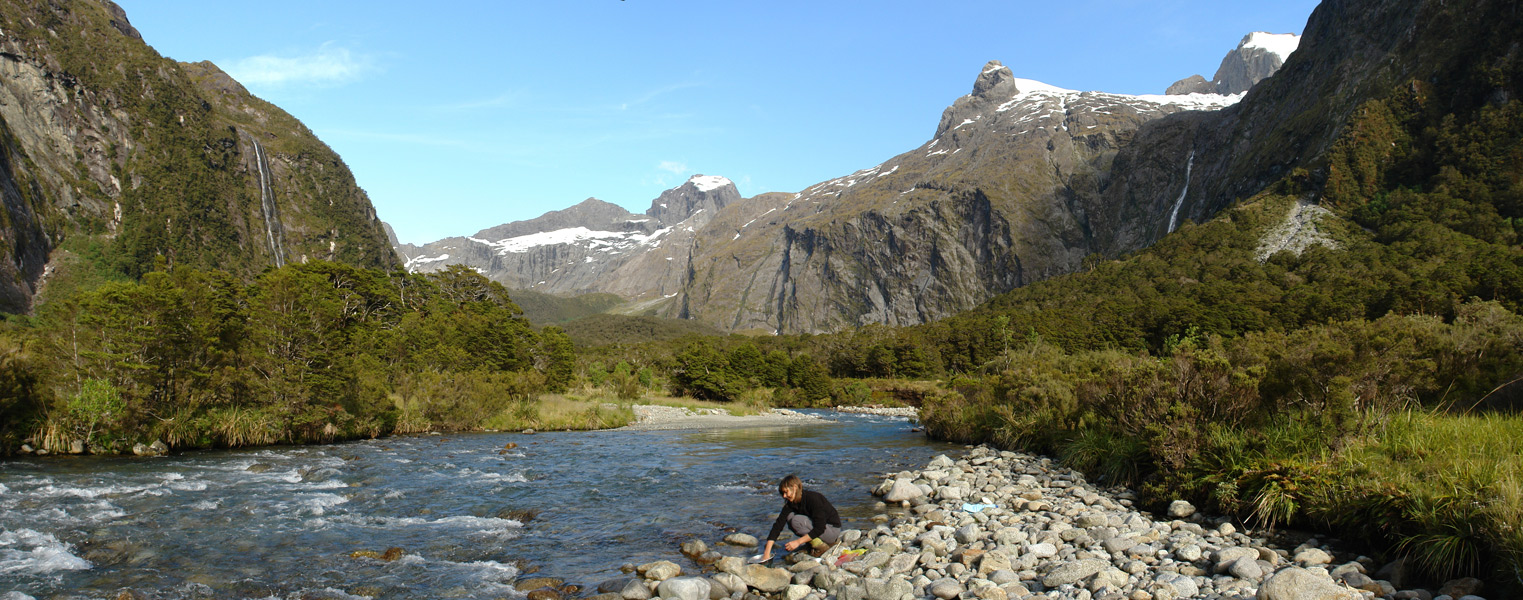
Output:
[
  {"xmin": 1167, "ymin": 150, "xmax": 1196, "ymax": 234},
  {"xmin": 252, "ymin": 139, "xmax": 287, "ymax": 268}
]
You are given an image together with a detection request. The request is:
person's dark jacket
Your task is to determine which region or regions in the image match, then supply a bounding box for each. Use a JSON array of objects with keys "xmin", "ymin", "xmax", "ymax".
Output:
[{"xmin": 767, "ymin": 489, "xmax": 840, "ymax": 541}]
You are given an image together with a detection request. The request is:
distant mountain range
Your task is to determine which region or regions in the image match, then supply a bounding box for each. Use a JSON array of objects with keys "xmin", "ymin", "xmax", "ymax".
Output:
[{"xmin": 391, "ymin": 32, "xmax": 1299, "ymax": 333}]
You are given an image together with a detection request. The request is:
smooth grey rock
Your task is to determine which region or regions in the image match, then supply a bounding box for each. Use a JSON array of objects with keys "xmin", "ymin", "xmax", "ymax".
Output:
[
  {"xmin": 658, "ymin": 577, "xmax": 712, "ymax": 600},
  {"xmin": 1257, "ymin": 567, "xmax": 1360, "ymax": 600},
  {"xmin": 929, "ymin": 579, "xmax": 964, "ymax": 600},
  {"xmin": 1294, "ymin": 548, "xmax": 1334, "ymax": 565},
  {"xmin": 864, "ymin": 577, "xmax": 913, "ymax": 600},
  {"xmin": 640, "ymin": 560, "xmax": 681, "ymax": 581},
  {"xmin": 955, "ymin": 524, "xmax": 981, "ymax": 544},
  {"xmin": 1167, "ymin": 500, "xmax": 1196, "ymax": 519},
  {"xmin": 1025, "ymin": 543, "xmax": 1057, "ymax": 559},
  {"xmin": 723, "ymin": 533, "xmax": 759, "ymax": 548},
  {"xmin": 716, "ymin": 556, "xmax": 744, "ymax": 575},
  {"xmin": 1042, "ymin": 559, "xmax": 1108, "ymax": 587},
  {"xmin": 738, "ymin": 564, "xmax": 791, "ymax": 593},
  {"xmin": 1175, "ymin": 544, "xmax": 1203, "ymax": 562},
  {"xmin": 621, "ymin": 579, "xmax": 652, "ymax": 600},
  {"xmin": 885, "ymin": 480, "xmax": 925, "ymax": 503},
  {"xmin": 988, "ymin": 570, "xmax": 1020, "ymax": 585},
  {"xmin": 599, "ymin": 578, "xmax": 635, "ymax": 593},
  {"xmin": 783, "ymin": 585, "xmax": 810, "ymax": 600},
  {"xmin": 1228, "ymin": 556, "xmax": 1263, "ymax": 580},
  {"xmin": 681, "ymin": 540, "xmax": 708, "ymax": 557},
  {"xmin": 843, "ymin": 552, "xmax": 890, "ymax": 575}
]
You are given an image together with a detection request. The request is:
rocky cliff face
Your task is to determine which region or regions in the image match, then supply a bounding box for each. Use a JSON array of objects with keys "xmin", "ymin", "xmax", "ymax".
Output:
[{"xmin": 0, "ymin": 0, "xmax": 398, "ymax": 313}]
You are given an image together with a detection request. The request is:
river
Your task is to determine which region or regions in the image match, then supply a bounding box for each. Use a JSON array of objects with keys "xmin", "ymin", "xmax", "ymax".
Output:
[{"xmin": 0, "ymin": 411, "xmax": 958, "ymax": 600}]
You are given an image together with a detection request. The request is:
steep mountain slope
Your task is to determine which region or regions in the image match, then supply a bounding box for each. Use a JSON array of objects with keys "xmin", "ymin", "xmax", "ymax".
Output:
[
  {"xmin": 0, "ymin": 0, "xmax": 397, "ymax": 313},
  {"xmin": 667, "ymin": 66, "xmax": 1248, "ymax": 333}
]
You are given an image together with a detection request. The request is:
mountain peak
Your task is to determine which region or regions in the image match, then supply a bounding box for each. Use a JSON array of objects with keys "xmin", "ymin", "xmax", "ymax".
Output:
[
  {"xmin": 1238, "ymin": 32, "xmax": 1301, "ymax": 62},
  {"xmin": 972, "ymin": 60, "xmax": 1019, "ymax": 98},
  {"xmin": 687, "ymin": 174, "xmax": 733, "ymax": 193},
  {"xmin": 647, "ymin": 174, "xmax": 740, "ymax": 226}
]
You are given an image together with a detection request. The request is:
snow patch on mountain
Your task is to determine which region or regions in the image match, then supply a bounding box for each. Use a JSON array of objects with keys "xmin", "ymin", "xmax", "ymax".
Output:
[
  {"xmin": 476, "ymin": 226, "xmax": 672, "ymax": 255},
  {"xmin": 1241, "ymin": 32, "xmax": 1300, "ymax": 62},
  {"xmin": 689, "ymin": 175, "xmax": 732, "ymax": 192}
]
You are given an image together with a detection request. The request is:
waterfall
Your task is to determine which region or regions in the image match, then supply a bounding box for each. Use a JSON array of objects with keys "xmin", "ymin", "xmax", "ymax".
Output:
[
  {"xmin": 252, "ymin": 139, "xmax": 286, "ymax": 267},
  {"xmin": 1167, "ymin": 150, "xmax": 1196, "ymax": 234}
]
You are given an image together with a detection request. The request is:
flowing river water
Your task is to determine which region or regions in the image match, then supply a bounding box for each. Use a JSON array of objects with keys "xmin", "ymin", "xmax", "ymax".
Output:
[{"xmin": 1, "ymin": 411, "xmax": 959, "ymax": 600}]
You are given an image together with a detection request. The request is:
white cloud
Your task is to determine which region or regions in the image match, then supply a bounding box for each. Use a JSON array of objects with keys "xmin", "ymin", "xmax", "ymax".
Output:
[
  {"xmin": 657, "ymin": 161, "xmax": 688, "ymax": 175},
  {"xmin": 225, "ymin": 42, "xmax": 374, "ymax": 88}
]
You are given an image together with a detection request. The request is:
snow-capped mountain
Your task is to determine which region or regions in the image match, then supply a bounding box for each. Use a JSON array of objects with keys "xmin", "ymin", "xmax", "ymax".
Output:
[
  {"xmin": 1168, "ymin": 32, "xmax": 1301, "ymax": 95},
  {"xmin": 394, "ymin": 175, "xmax": 739, "ymax": 297},
  {"xmin": 394, "ymin": 32, "xmax": 1304, "ymax": 333}
]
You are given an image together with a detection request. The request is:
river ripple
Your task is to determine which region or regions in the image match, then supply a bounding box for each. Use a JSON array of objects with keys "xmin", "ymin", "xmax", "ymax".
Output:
[{"xmin": 0, "ymin": 411, "xmax": 958, "ymax": 600}]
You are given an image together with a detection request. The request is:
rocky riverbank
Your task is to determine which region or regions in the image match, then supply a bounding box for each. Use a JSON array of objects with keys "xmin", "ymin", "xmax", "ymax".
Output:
[
  {"xmin": 572, "ymin": 446, "xmax": 1493, "ymax": 600},
  {"xmin": 832, "ymin": 406, "xmax": 920, "ymax": 419},
  {"xmin": 614, "ymin": 405, "xmax": 829, "ymax": 431}
]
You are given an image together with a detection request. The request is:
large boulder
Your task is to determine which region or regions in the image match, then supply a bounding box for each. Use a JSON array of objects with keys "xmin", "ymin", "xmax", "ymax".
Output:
[{"xmin": 1257, "ymin": 567, "xmax": 1361, "ymax": 600}]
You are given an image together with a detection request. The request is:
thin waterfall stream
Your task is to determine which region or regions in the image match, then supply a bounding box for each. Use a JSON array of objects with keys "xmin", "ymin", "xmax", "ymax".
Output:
[
  {"xmin": 252, "ymin": 139, "xmax": 286, "ymax": 268},
  {"xmin": 1166, "ymin": 150, "xmax": 1196, "ymax": 234}
]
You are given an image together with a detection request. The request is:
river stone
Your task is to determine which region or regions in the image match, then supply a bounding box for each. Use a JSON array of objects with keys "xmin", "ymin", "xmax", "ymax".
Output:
[
  {"xmin": 886, "ymin": 553, "xmax": 919, "ymax": 575},
  {"xmin": 884, "ymin": 480, "xmax": 925, "ymax": 503},
  {"xmin": 517, "ymin": 578, "xmax": 566, "ymax": 591},
  {"xmin": 1167, "ymin": 500, "xmax": 1196, "ymax": 518},
  {"xmin": 738, "ymin": 564, "xmax": 791, "ymax": 593},
  {"xmin": 1258, "ymin": 567, "xmax": 1361, "ymax": 600},
  {"xmin": 528, "ymin": 590, "xmax": 562, "ymax": 600},
  {"xmin": 989, "ymin": 570, "xmax": 1020, "ymax": 585},
  {"xmin": 783, "ymin": 585, "xmax": 811, "ymax": 600},
  {"xmin": 1341, "ymin": 572, "xmax": 1381, "ymax": 593},
  {"xmin": 149, "ymin": 440, "xmax": 168, "ymax": 454},
  {"xmin": 973, "ymin": 585, "xmax": 1007, "ymax": 600},
  {"xmin": 723, "ymin": 533, "xmax": 759, "ymax": 548},
  {"xmin": 978, "ymin": 551, "xmax": 1011, "ymax": 576},
  {"xmin": 599, "ymin": 578, "xmax": 635, "ymax": 593},
  {"xmin": 954, "ymin": 524, "xmax": 980, "ymax": 544},
  {"xmin": 937, "ymin": 486, "xmax": 966, "ymax": 501},
  {"xmin": 1076, "ymin": 513, "xmax": 1107, "ymax": 529},
  {"xmin": 929, "ymin": 455, "xmax": 956, "ymax": 469},
  {"xmin": 929, "ymin": 579, "xmax": 964, "ymax": 600},
  {"xmin": 1025, "ymin": 543, "xmax": 1057, "ymax": 559},
  {"xmin": 1175, "ymin": 544, "xmax": 1203, "ymax": 562},
  {"xmin": 658, "ymin": 577, "xmax": 711, "ymax": 600},
  {"xmin": 716, "ymin": 556, "xmax": 744, "ymax": 575},
  {"xmin": 639, "ymin": 560, "xmax": 681, "ymax": 581},
  {"xmin": 621, "ymin": 579, "xmax": 652, "ymax": 600},
  {"xmin": 1155, "ymin": 572, "xmax": 1198, "ymax": 599},
  {"xmin": 1228, "ymin": 556, "xmax": 1264, "ymax": 580},
  {"xmin": 681, "ymin": 540, "xmax": 708, "ymax": 557},
  {"xmin": 843, "ymin": 552, "xmax": 890, "ymax": 575},
  {"xmin": 1294, "ymin": 548, "xmax": 1334, "ymax": 565},
  {"xmin": 1215, "ymin": 547, "xmax": 1259, "ymax": 573},
  {"xmin": 864, "ymin": 577, "xmax": 912, "ymax": 600},
  {"xmin": 1091, "ymin": 568, "xmax": 1128, "ymax": 591},
  {"xmin": 1043, "ymin": 559, "xmax": 1108, "ymax": 587}
]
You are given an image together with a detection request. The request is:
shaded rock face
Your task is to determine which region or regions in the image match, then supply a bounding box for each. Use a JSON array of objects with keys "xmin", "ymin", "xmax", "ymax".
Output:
[{"xmin": 0, "ymin": 0, "xmax": 398, "ymax": 313}]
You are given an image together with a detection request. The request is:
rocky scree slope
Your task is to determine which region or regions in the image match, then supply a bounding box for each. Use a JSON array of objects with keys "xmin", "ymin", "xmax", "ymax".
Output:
[
  {"xmin": 0, "ymin": 0, "xmax": 397, "ymax": 313},
  {"xmin": 395, "ymin": 174, "xmax": 740, "ymax": 299},
  {"xmin": 600, "ymin": 447, "xmax": 1458, "ymax": 600}
]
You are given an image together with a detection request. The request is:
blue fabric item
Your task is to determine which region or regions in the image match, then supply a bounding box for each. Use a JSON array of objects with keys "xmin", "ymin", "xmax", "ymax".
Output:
[{"xmin": 961, "ymin": 502, "xmax": 996, "ymax": 513}]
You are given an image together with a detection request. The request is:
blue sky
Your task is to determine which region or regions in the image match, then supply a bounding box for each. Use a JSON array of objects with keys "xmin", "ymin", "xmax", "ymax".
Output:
[{"xmin": 121, "ymin": 1, "xmax": 1321, "ymax": 245}]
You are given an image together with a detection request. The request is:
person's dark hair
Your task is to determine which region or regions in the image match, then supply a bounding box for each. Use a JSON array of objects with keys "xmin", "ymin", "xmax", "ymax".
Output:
[{"xmin": 778, "ymin": 474, "xmax": 802, "ymax": 496}]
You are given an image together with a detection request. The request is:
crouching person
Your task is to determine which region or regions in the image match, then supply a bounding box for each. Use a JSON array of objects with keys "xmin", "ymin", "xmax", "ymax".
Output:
[{"xmin": 761, "ymin": 474, "xmax": 841, "ymax": 560}]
